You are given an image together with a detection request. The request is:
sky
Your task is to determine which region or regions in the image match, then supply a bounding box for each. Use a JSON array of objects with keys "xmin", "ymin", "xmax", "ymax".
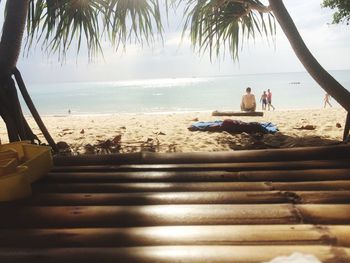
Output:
[{"xmin": 1, "ymin": 0, "xmax": 350, "ymax": 83}]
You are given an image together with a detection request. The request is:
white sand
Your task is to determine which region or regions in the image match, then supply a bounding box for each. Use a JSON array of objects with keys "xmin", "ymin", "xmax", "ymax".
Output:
[{"xmin": 0, "ymin": 108, "xmax": 347, "ymax": 154}]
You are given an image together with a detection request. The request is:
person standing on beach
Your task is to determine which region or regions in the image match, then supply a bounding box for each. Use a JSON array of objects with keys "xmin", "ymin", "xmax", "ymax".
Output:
[
  {"xmin": 241, "ymin": 87, "xmax": 256, "ymax": 112},
  {"xmin": 267, "ymin": 89, "xmax": 275, "ymax": 111},
  {"xmin": 324, "ymin": 93, "xmax": 332, "ymax": 108},
  {"xmin": 260, "ymin": 91, "xmax": 268, "ymax": 110}
]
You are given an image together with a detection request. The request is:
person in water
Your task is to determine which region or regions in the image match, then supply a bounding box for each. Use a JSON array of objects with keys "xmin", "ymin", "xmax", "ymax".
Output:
[
  {"xmin": 267, "ymin": 89, "xmax": 275, "ymax": 111},
  {"xmin": 260, "ymin": 91, "xmax": 268, "ymax": 110},
  {"xmin": 324, "ymin": 93, "xmax": 332, "ymax": 108},
  {"xmin": 241, "ymin": 87, "xmax": 256, "ymax": 112}
]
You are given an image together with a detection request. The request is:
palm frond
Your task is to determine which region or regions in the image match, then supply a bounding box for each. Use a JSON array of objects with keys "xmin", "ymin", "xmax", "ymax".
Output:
[
  {"xmin": 25, "ymin": 0, "xmax": 164, "ymax": 59},
  {"xmin": 180, "ymin": 0, "xmax": 275, "ymax": 61}
]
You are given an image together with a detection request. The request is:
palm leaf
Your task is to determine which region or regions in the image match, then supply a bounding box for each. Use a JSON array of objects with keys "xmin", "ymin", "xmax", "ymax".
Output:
[
  {"xmin": 180, "ymin": 0, "xmax": 275, "ymax": 61},
  {"xmin": 25, "ymin": 0, "xmax": 164, "ymax": 59}
]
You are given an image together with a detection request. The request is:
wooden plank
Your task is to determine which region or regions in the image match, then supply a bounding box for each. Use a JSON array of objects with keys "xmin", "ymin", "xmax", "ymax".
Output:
[
  {"xmin": 141, "ymin": 146, "xmax": 350, "ymax": 164},
  {"xmin": 51, "ymin": 159, "xmax": 350, "ymax": 173},
  {"xmin": 297, "ymin": 204, "xmax": 350, "ymax": 224},
  {"xmin": 290, "ymin": 191, "xmax": 350, "ymax": 204},
  {"xmin": 0, "ymin": 225, "xmax": 345, "ymax": 248},
  {"xmin": 327, "ymin": 226, "xmax": 350, "ymax": 247},
  {"xmin": 45, "ymin": 169, "xmax": 350, "ymax": 183},
  {"xmin": 32, "ymin": 182, "xmax": 271, "ymax": 193},
  {"xmin": 0, "ymin": 246, "xmax": 349, "ymax": 263},
  {"xmin": 272, "ymin": 181, "xmax": 350, "ymax": 191},
  {"xmin": 0, "ymin": 204, "xmax": 298, "ymax": 228},
  {"xmin": 212, "ymin": 110, "xmax": 264, "ymax": 116},
  {"xmin": 16, "ymin": 191, "xmax": 350, "ymax": 206},
  {"xmin": 53, "ymin": 144, "xmax": 350, "ymax": 166},
  {"xmin": 14, "ymin": 191, "xmax": 287, "ymax": 206}
]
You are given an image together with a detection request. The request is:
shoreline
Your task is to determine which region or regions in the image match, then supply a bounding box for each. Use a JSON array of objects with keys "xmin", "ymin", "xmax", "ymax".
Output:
[
  {"xmin": 23, "ymin": 107, "xmax": 339, "ymax": 118},
  {"xmin": 1, "ymin": 108, "xmax": 347, "ymax": 154}
]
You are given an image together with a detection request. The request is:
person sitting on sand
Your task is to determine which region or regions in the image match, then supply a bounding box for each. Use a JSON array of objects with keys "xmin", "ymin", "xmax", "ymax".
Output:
[
  {"xmin": 241, "ymin": 87, "xmax": 256, "ymax": 112},
  {"xmin": 260, "ymin": 91, "xmax": 267, "ymax": 110}
]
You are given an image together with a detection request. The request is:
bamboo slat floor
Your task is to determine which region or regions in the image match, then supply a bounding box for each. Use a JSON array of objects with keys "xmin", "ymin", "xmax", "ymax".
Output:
[{"xmin": 1, "ymin": 144, "xmax": 350, "ymax": 262}]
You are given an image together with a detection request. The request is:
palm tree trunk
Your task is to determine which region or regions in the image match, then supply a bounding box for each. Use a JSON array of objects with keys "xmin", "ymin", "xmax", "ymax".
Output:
[
  {"xmin": 0, "ymin": 0, "xmax": 57, "ymax": 151},
  {"xmin": 0, "ymin": 0, "xmax": 29, "ymax": 78},
  {"xmin": 0, "ymin": 1, "xmax": 29, "ymax": 141},
  {"xmin": 268, "ymin": 0, "xmax": 350, "ymax": 112}
]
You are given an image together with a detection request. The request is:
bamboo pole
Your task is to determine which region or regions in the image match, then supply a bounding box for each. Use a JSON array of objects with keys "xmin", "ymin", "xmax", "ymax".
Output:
[
  {"xmin": 13, "ymin": 68, "xmax": 58, "ymax": 152},
  {"xmin": 0, "ymin": 245, "xmax": 348, "ymax": 262},
  {"xmin": 0, "ymin": 204, "xmax": 298, "ymax": 228},
  {"xmin": 0, "ymin": 225, "xmax": 345, "ymax": 247},
  {"xmin": 45, "ymin": 168, "xmax": 350, "ymax": 183},
  {"xmin": 53, "ymin": 144, "xmax": 350, "ymax": 166}
]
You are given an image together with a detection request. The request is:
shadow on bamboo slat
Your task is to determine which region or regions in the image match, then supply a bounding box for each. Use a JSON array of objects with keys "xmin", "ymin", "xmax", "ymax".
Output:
[
  {"xmin": 0, "ymin": 204, "xmax": 299, "ymax": 228},
  {"xmin": 44, "ymin": 169, "xmax": 350, "ymax": 183},
  {"xmin": 32, "ymin": 182, "xmax": 272, "ymax": 193},
  {"xmin": 10, "ymin": 191, "xmax": 350, "ymax": 207},
  {"xmin": 284, "ymin": 191, "xmax": 350, "ymax": 204},
  {"xmin": 272, "ymin": 181, "xmax": 350, "ymax": 191},
  {"xmin": 51, "ymin": 159, "xmax": 350, "ymax": 173},
  {"xmin": 32, "ymin": 180, "xmax": 350, "ymax": 194},
  {"xmin": 0, "ymin": 204, "xmax": 350, "ymax": 228},
  {"xmin": 10, "ymin": 191, "xmax": 287, "ymax": 206},
  {"xmin": 0, "ymin": 246, "xmax": 349, "ymax": 263},
  {"xmin": 0, "ymin": 225, "xmax": 347, "ymax": 248},
  {"xmin": 53, "ymin": 144, "xmax": 350, "ymax": 166}
]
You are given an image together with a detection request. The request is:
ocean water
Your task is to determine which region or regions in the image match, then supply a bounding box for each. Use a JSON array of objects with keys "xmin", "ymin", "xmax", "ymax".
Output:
[{"xmin": 22, "ymin": 70, "xmax": 350, "ymax": 115}]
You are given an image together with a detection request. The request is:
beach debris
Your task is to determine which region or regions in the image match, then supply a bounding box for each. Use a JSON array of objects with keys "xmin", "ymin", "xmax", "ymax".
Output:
[
  {"xmin": 80, "ymin": 129, "xmax": 85, "ymax": 134},
  {"xmin": 62, "ymin": 128, "xmax": 71, "ymax": 132},
  {"xmin": 154, "ymin": 131, "xmax": 166, "ymax": 136},
  {"xmin": 56, "ymin": 141, "xmax": 71, "ymax": 154},
  {"xmin": 336, "ymin": 123, "xmax": 342, "ymax": 128},
  {"xmin": 88, "ymin": 135, "xmax": 123, "ymax": 154},
  {"xmin": 191, "ymin": 117, "xmax": 199, "ymax": 121},
  {"xmin": 120, "ymin": 126, "xmax": 126, "ymax": 130},
  {"xmin": 140, "ymin": 137, "xmax": 160, "ymax": 152},
  {"xmin": 167, "ymin": 144, "xmax": 177, "ymax": 152},
  {"xmin": 112, "ymin": 135, "xmax": 122, "ymax": 144},
  {"xmin": 294, "ymin": 125, "xmax": 316, "ymax": 130},
  {"xmin": 84, "ymin": 144, "xmax": 96, "ymax": 154}
]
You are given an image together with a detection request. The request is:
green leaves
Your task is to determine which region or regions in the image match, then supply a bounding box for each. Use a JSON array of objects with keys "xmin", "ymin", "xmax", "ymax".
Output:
[
  {"xmin": 25, "ymin": 0, "xmax": 164, "ymax": 58},
  {"xmin": 180, "ymin": 0, "xmax": 275, "ymax": 61},
  {"xmin": 322, "ymin": 0, "xmax": 350, "ymax": 24},
  {"xmin": 22, "ymin": 0, "xmax": 275, "ymax": 61}
]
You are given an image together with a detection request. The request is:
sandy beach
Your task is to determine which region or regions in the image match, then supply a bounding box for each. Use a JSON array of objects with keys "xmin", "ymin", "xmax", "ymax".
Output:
[{"xmin": 0, "ymin": 108, "xmax": 347, "ymax": 154}]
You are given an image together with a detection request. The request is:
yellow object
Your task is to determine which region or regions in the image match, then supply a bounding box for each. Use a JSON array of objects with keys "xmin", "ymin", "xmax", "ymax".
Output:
[
  {"xmin": 22, "ymin": 144, "xmax": 53, "ymax": 182},
  {"xmin": 0, "ymin": 142, "xmax": 53, "ymax": 201},
  {"xmin": 0, "ymin": 141, "xmax": 30, "ymax": 161},
  {"xmin": 0, "ymin": 158, "xmax": 18, "ymax": 176},
  {"xmin": 0, "ymin": 167, "xmax": 32, "ymax": 202},
  {"xmin": 0, "ymin": 149, "xmax": 19, "ymax": 162}
]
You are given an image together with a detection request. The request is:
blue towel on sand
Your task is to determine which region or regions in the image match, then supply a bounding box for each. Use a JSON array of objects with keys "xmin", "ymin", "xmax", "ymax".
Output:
[
  {"xmin": 188, "ymin": 120, "xmax": 278, "ymax": 134},
  {"xmin": 260, "ymin": 122, "xmax": 279, "ymax": 133}
]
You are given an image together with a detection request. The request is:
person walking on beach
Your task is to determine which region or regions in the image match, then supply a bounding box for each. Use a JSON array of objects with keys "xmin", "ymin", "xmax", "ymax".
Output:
[
  {"xmin": 324, "ymin": 93, "xmax": 332, "ymax": 108},
  {"xmin": 260, "ymin": 91, "xmax": 268, "ymax": 110},
  {"xmin": 267, "ymin": 89, "xmax": 275, "ymax": 111},
  {"xmin": 241, "ymin": 87, "xmax": 256, "ymax": 112}
]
